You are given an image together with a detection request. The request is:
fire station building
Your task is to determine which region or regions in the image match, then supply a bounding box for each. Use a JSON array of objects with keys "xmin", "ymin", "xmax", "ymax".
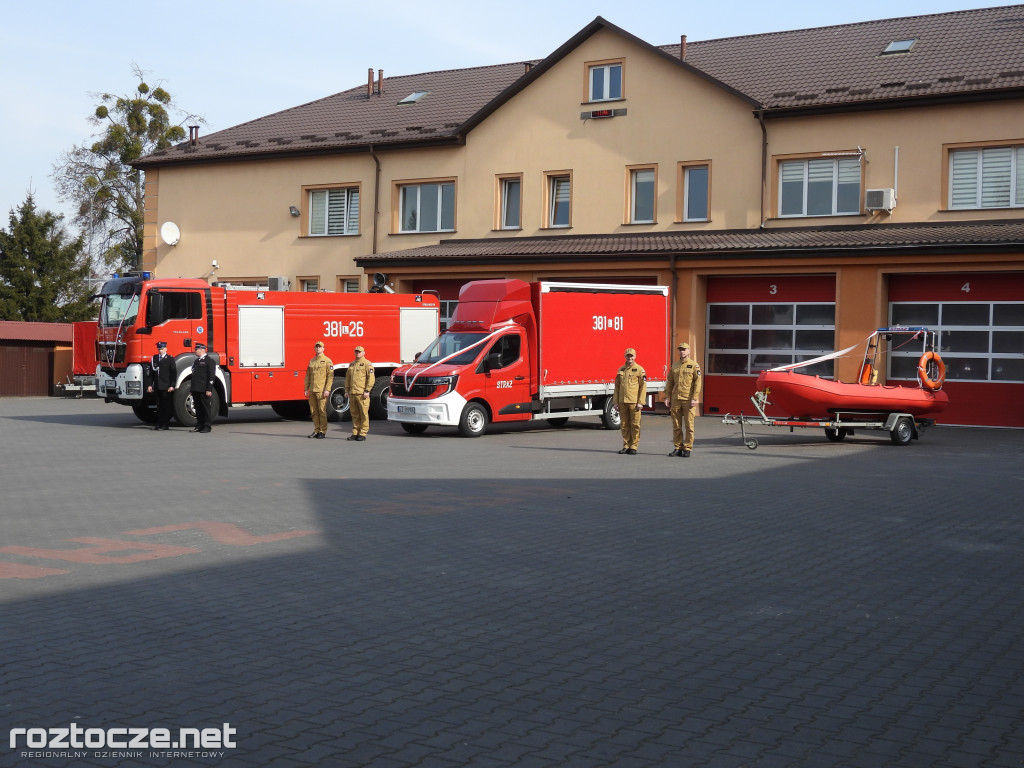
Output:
[{"xmin": 135, "ymin": 8, "xmax": 1024, "ymax": 427}]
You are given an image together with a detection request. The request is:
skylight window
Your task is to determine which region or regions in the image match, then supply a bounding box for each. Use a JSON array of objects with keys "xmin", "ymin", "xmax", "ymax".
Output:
[
  {"xmin": 883, "ymin": 38, "xmax": 917, "ymax": 54},
  {"xmin": 398, "ymin": 91, "xmax": 429, "ymax": 105}
]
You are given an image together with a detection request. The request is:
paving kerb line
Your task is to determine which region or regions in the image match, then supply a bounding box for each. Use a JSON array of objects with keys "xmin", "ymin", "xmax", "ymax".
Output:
[{"xmin": 1, "ymin": 396, "xmax": 1022, "ymax": 767}]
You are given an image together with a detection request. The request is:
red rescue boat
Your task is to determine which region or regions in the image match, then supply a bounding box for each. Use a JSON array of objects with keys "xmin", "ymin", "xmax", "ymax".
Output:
[
  {"xmin": 756, "ymin": 369, "xmax": 949, "ymax": 417},
  {"xmin": 757, "ymin": 327, "xmax": 949, "ymax": 418}
]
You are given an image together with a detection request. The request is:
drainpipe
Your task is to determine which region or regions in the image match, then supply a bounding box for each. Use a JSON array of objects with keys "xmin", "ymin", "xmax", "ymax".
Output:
[
  {"xmin": 369, "ymin": 145, "xmax": 381, "ymax": 255},
  {"xmin": 757, "ymin": 109, "xmax": 768, "ymax": 227},
  {"xmin": 670, "ymin": 254, "xmax": 678, "ymax": 350}
]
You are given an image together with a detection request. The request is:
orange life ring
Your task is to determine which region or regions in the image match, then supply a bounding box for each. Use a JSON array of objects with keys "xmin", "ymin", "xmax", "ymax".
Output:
[{"xmin": 917, "ymin": 351, "xmax": 945, "ymax": 390}]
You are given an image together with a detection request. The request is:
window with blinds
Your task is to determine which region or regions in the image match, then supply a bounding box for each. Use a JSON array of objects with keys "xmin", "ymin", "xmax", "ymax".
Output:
[
  {"xmin": 548, "ymin": 175, "xmax": 571, "ymax": 228},
  {"xmin": 949, "ymin": 146, "xmax": 1024, "ymax": 209},
  {"xmin": 309, "ymin": 187, "xmax": 359, "ymax": 236},
  {"xmin": 779, "ymin": 157, "xmax": 861, "ymax": 217}
]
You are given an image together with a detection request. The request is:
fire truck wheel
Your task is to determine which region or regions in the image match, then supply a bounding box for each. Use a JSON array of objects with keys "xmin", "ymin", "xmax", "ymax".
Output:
[
  {"xmin": 600, "ymin": 397, "xmax": 621, "ymax": 430},
  {"xmin": 326, "ymin": 385, "xmax": 350, "ymax": 422},
  {"xmin": 400, "ymin": 423, "xmax": 429, "ymax": 434},
  {"xmin": 548, "ymin": 417, "xmax": 570, "ymax": 428},
  {"xmin": 271, "ymin": 402, "xmax": 310, "ymax": 420},
  {"xmin": 369, "ymin": 379, "xmax": 390, "ymax": 420},
  {"xmin": 172, "ymin": 385, "xmax": 219, "ymax": 429},
  {"xmin": 458, "ymin": 403, "xmax": 489, "ymax": 437},
  {"xmin": 132, "ymin": 403, "xmax": 158, "ymax": 423}
]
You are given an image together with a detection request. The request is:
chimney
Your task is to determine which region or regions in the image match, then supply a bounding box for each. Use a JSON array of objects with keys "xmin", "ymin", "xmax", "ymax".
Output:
[
  {"xmin": 680, "ymin": 35, "xmax": 687, "ymax": 60},
  {"xmin": 377, "ymin": 69, "xmax": 384, "ymax": 96},
  {"xmin": 189, "ymin": 125, "xmax": 200, "ymax": 146},
  {"xmin": 367, "ymin": 68, "xmax": 374, "ymax": 98},
  {"xmin": 524, "ymin": 62, "xmax": 533, "ymax": 74}
]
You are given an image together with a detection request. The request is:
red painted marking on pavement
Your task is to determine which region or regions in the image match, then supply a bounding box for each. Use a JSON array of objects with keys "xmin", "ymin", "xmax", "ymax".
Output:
[
  {"xmin": 0, "ymin": 562, "xmax": 71, "ymax": 579},
  {"xmin": 123, "ymin": 521, "xmax": 319, "ymax": 545},
  {"xmin": 0, "ymin": 538, "xmax": 199, "ymax": 564}
]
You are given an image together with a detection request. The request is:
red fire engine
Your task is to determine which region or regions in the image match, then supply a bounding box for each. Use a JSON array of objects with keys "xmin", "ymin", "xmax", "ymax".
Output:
[
  {"xmin": 93, "ymin": 274, "xmax": 438, "ymax": 427},
  {"xmin": 388, "ymin": 280, "xmax": 669, "ymax": 436}
]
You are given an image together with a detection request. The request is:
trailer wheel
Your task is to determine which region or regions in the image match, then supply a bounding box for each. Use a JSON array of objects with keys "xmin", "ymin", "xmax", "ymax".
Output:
[
  {"xmin": 890, "ymin": 417, "xmax": 914, "ymax": 446},
  {"xmin": 132, "ymin": 403, "xmax": 158, "ymax": 424},
  {"xmin": 745, "ymin": 438, "xmax": 759, "ymax": 450},
  {"xmin": 368, "ymin": 379, "xmax": 390, "ymax": 420},
  {"xmin": 600, "ymin": 397, "xmax": 621, "ymax": 430},
  {"xmin": 172, "ymin": 385, "xmax": 219, "ymax": 429},
  {"xmin": 548, "ymin": 417, "xmax": 570, "ymax": 428},
  {"xmin": 824, "ymin": 427, "xmax": 848, "ymax": 442},
  {"xmin": 459, "ymin": 403, "xmax": 488, "ymax": 437},
  {"xmin": 400, "ymin": 423, "xmax": 429, "ymax": 435},
  {"xmin": 326, "ymin": 385, "xmax": 350, "ymax": 422}
]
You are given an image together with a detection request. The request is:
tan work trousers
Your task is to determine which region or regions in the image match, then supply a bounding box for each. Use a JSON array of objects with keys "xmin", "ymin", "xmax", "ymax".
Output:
[
  {"xmin": 619, "ymin": 405, "xmax": 642, "ymax": 450},
  {"xmin": 308, "ymin": 393, "xmax": 328, "ymax": 434},
  {"xmin": 670, "ymin": 404, "xmax": 696, "ymax": 451},
  {"xmin": 350, "ymin": 395, "xmax": 370, "ymax": 436}
]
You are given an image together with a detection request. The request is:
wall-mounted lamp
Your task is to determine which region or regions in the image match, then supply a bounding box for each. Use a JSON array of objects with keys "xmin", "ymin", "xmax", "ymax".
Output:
[{"xmin": 289, "ymin": 206, "xmax": 300, "ymax": 217}]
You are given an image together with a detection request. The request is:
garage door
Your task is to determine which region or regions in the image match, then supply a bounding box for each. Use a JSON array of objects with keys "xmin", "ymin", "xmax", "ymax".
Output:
[
  {"xmin": 889, "ymin": 273, "xmax": 1024, "ymax": 427},
  {"xmin": 704, "ymin": 275, "xmax": 836, "ymax": 416}
]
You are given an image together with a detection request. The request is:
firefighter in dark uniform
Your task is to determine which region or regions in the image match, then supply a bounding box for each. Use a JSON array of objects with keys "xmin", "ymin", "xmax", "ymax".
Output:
[
  {"xmin": 345, "ymin": 345, "xmax": 375, "ymax": 441},
  {"xmin": 613, "ymin": 347, "xmax": 646, "ymax": 455},
  {"xmin": 664, "ymin": 341, "xmax": 702, "ymax": 457},
  {"xmin": 304, "ymin": 341, "xmax": 334, "ymax": 439},
  {"xmin": 190, "ymin": 342, "xmax": 217, "ymax": 433},
  {"xmin": 147, "ymin": 340, "xmax": 176, "ymax": 430}
]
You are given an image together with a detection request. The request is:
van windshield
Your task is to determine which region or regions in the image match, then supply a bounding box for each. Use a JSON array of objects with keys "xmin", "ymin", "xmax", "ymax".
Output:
[{"xmin": 417, "ymin": 332, "xmax": 487, "ymax": 366}]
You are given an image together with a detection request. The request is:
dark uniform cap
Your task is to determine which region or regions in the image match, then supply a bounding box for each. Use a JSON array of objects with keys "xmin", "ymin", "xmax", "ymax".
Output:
[
  {"xmin": 156, "ymin": 341, "xmax": 167, "ymax": 349},
  {"xmin": 195, "ymin": 343, "xmax": 207, "ymax": 350}
]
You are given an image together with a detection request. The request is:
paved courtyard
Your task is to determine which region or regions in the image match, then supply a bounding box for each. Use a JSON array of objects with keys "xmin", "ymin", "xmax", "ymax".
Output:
[{"xmin": 1, "ymin": 396, "xmax": 1022, "ymax": 768}]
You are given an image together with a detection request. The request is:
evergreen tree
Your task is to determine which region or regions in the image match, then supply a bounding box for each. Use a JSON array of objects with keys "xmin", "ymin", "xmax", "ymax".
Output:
[{"xmin": 0, "ymin": 194, "xmax": 94, "ymax": 322}]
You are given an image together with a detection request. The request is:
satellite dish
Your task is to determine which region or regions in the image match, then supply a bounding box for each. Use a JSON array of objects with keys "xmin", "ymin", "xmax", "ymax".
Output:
[{"xmin": 160, "ymin": 221, "xmax": 181, "ymax": 246}]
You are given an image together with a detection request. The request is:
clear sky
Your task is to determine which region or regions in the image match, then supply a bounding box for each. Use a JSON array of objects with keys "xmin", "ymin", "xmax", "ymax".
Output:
[{"xmin": 0, "ymin": 0, "xmax": 1011, "ymax": 227}]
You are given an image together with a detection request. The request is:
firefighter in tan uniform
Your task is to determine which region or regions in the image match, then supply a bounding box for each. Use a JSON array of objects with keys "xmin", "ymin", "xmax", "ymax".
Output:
[
  {"xmin": 613, "ymin": 347, "xmax": 646, "ymax": 455},
  {"xmin": 664, "ymin": 342, "xmax": 702, "ymax": 457},
  {"xmin": 345, "ymin": 345, "xmax": 375, "ymax": 441},
  {"xmin": 304, "ymin": 341, "xmax": 334, "ymax": 439}
]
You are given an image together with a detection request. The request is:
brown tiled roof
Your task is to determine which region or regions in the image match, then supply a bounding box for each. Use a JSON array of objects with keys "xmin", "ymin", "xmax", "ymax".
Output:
[
  {"xmin": 136, "ymin": 6, "xmax": 1024, "ymax": 168},
  {"xmin": 0, "ymin": 321, "xmax": 74, "ymax": 343},
  {"xmin": 136, "ymin": 62, "xmax": 534, "ymax": 167},
  {"xmin": 356, "ymin": 220, "xmax": 1024, "ymax": 266},
  {"xmin": 671, "ymin": 5, "xmax": 1024, "ymax": 112}
]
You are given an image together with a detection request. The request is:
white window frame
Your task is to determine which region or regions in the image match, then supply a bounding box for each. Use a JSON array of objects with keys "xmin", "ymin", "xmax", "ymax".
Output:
[
  {"xmin": 778, "ymin": 157, "xmax": 861, "ymax": 217},
  {"xmin": 949, "ymin": 146, "xmax": 1024, "ymax": 209},
  {"xmin": 308, "ymin": 187, "xmax": 359, "ymax": 236},
  {"xmin": 588, "ymin": 62, "xmax": 623, "ymax": 102},
  {"xmin": 399, "ymin": 181, "xmax": 455, "ymax": 233},
  {"xmin": 629, "ymin": 168, "xmax": 656, "ymax": 224},
  {"xmin": 683, "ymin": 164, "xmax": 710, "ymax": 222},
  {"xmin": 500, "ymin": 176, "xmax": 522, "ymax": 230},
  {"xmin": 547, "ymin": 174, "xmax": 572, "ymax": 228}
]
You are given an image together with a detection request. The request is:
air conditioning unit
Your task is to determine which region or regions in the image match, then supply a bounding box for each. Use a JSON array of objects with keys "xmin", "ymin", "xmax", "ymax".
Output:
[
  {"xmin": 865, "ymin": 188, "xmax": 896, "ymax": 211},
  {"xmin": 267, "ymin": 276, "xmax": 291, "ymax": 291}
]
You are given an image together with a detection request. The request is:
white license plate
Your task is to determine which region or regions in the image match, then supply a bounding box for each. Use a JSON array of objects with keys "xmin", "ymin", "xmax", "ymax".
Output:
[{"xmin": 396, "ymin": 406, "xmax": 416, "ymax": 414}]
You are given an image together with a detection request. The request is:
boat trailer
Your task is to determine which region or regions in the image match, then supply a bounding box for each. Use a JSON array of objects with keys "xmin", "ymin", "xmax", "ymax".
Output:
[{"xmin": 722, "ymin": 390, "xmax": 934, "ymax": 449}]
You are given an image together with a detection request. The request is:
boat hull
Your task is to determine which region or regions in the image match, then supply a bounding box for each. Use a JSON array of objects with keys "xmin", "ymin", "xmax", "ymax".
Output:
[{"xmin": 757, "ymin": 370, "xmax": 950, "ymax": 418}]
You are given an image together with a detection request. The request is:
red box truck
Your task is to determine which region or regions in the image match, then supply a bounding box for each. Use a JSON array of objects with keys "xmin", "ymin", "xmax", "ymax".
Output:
[
  {"xmin": 388, "ymin": 279, "xmax": 669, "ymax": 436},
  {"xmin": 92, "ymin": 274, "xmax": 438, "ymax": 427}
]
